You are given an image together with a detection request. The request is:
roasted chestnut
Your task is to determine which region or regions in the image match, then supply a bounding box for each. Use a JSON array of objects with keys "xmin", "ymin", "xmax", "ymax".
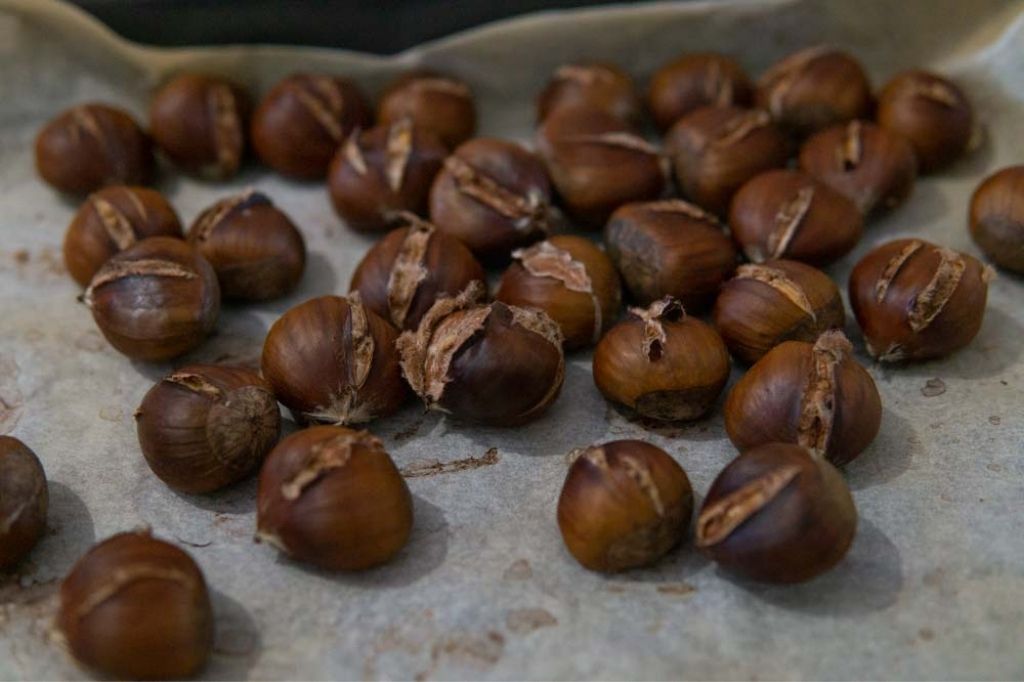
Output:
[
  {"xmin": 647, "ymin": 52, "xmax": 754, "ymax": 130},
  {"xmin": 969, "ymin": 165, "xmax": 1024, "ymax": 273},
  {"xmin": 0, "ymin": 436, "xmax": 48, "ymax": 570},
  {"xmin": 537, "ymin": 62, "xmax": 641, "ymax": 125},
  {"xmin": 377, "ymin": 71, "xmax": 476, "ymax": 149}
]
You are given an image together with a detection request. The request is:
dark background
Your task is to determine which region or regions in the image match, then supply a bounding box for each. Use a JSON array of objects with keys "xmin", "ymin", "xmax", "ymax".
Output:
[{"xmin": 67, "ymin": 1, "xmax": 652, "ymax": 54}]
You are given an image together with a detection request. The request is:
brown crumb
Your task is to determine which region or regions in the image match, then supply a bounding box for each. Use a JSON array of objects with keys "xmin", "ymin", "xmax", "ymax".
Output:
[
  {"xmin": 920, "ymin": 378, "xmax": 946, "ymax": 397},
  {"xmin": 400, "ymin": 448, "xmax": 499, "ymax": 478}
]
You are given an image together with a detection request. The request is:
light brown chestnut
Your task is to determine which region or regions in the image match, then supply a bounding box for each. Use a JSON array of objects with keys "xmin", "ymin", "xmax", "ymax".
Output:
[
  {"xmin": 969, "ymin": 165, "xmax": 1024, "ymax": 273},
  {"xmin": 537, "ymin": 62, "xmax": 641, "ymax": 125},
  {"xmin": 377, "ymin": 71, "xmax": 476, "ymax": 149},
  {"xmin": 0, "ymin": 436, "xmax": 48, "ymax": 570},
  {"xmin": 849, "ymin": 239, "xmax": 992, "ymax": 361},
  {"xmin": 557, "ymin": 440, "xmax": 693, "ymax": 572},
  {"xmin": 647, "ymin": 52, "xmax": 755, "ymax": 130},
  {"xmin": 592, "ymin": 297, "xmax": 730, "ymax": 421}
]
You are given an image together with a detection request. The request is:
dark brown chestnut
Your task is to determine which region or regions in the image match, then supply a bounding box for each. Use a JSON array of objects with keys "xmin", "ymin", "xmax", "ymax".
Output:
[
  {"xmin": 696, "ymin": 442, "xmax": 857, "ymax": 583},
  {"xmin": 728, "ymin": 169, "xmax": 863, "ymax": 266},
  {"xmin": 261, "ymin": 293, "xmax": 408, "ymax": 424},
  {"xmin": 397, "ymin": 282, "xmax": 564, "ymax": 426},
  {"xmin": 349, "ymin": 214, "xmax": 486, "ymax": 330},
  {"xmin": 149, "ymin": 73, "xmax": 249, "ymax": 179},
  {"xmin": 970, "ymin": 165, "xmax": 1024, "ymax": 273},
  {"xmin": 256, "ymin": 425, "xmax": 413, "ymax": 571},
  {"xmin": 82, "ymin": 236, "xmax": 220, "ymax": 361},
  {"xmin": 35, "ymin": 103, "xmax": 153, "ymax": 195},
  {"xmin": 537, "ymin": 63, "xmax": 641, "ymax": 125},
  {"xmin": 665, "ymin": 105, "xmax": 789, "ymax": 216},
  {"xmin": 713, "ymin": 260, "xmax": 845, "ymax": 365},
  {"xmin": 557, "ymin": 440, "xmax": 693, "ymax": 572},
  {"xmin": 647, "ymin": 52, "xmax": 755, "ymax": 130},
  {"xmin": 377, "ymin": 71, "xmax": 476, "ymax": 149},
  {"xmin": 187, "ymin": 190, "xmax": 306, "ymax": 301},
  {"xmin": 724, "ymin": 330, "xmax": 881, "ymax": 467},
  {"xmin": 849, "ymin": 239, "xmax": 992, "ymax": 362},
  {"xmin": 0, "ymin": 436, "xmax": 48, "ymax": 570},
  {"xmin": 251, "ymin": 73, "xmax": 371, "ymax": 179},
  {"xmin": 496, "ymin": 235, "xmax": 622, "ymax": 350},
  {"xmin": 135, "ymin": 364, "xmax": 281, "ymax": 494},
  {"xmin": 63, "ymin": 186, "xmax": 183, "ymax": 287},
  {"xmin": 592, "ymin": 297, "xmax": 730, "ymax": 421}
]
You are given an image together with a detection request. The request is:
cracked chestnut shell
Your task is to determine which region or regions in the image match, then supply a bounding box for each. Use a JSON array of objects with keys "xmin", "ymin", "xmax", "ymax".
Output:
[
  {"xmin": 848, "ymin": 239, "xmax": 992, "ymax": 362},
  {"xmin": 327, "ymin": 119, "xmax": 447, "ymax": 233},
  {"xmin": 876, "ymin": 70, "xmax": 974, "ymax": 174},
  {"xmin": 350, "ymin": 215, "xmax": 486, "ymax": 331},
  {"xmin": 713, "ymin": 259, "xmax": 844, "ymax": 365},
  {"xmin": 83, "ymin": 236, "xmax": 220, "ymax": 361},
  {"xmin": 0, "ymin": 436, "xmax": 48, "ymax": 570},
  {"xmin": 135, "ymin": 364, "xmax": 281, "ymax": 494},
  {"xmin": 496, "ymin": 235, "xmax": 622, "ymax": 350},
  {"xmin": 64, "ymin": 186, "xmax": 183, "ymax": 287},
  {"xmin": 58, "ymin": 530, "xmax": 213, "ymax": 680},
  {"xmin": 647, "ymin": 52, "xmax": 754, "ymax": 131},
  {"xmin": 593, "ymin": 297, "xmax": 730, "ymax": 421},
  {"xmin": 377, "ymin": 71, "xmax": 476, "ymax": 149},
  {"xmin": 251, "ymin": 73, "xmax": 371, "ymax": 179},
  {"xmin": 537, "ymin": 62, "xmax": 641, "ymax": 125},
  {"xmin": 256, "ymin": 425, "xmax": 413, "ymax": 571},
  {"xmin": 261, "ymin": 293, "xmax": 408, "ymax": 425},
  {"xmin": 149, "ymin": 73, "xmax": 249, "ymax": 179},
  {"xmin": 605, "ymin": 199, "xmax": 737, "ymax": 310},
  {"xmin": 558, "ymin": 440, "xmax": 693, "ymax": 572},
  {"xmin": 756, "ymin": 47, "xmax": 872, "ymax": 137},
  {"xmin": 724, "ymin": 330, "xmax": 881, "ymax": 467},
  {"xmin": 729, "ymin": 169, "xmax": 863, "ymax": 266},
  {"xmin": 665, "ymin": 105, "xmax": 789, "ymax": 217},
  {"xmin": 696, "ymin": 442, "xmax": 857, "ymax": 583},
  {"xmin": 35, "ymin": 103, "xmax": 154, "ymax": 195},
  {"xmin": 397, "ymin": 282, "xmax": 565, "ymax": 426},
  {"xmin": 970, "ymin": 165, "xmax": 1024, "ymax": 273},
  {"xmin": 187, "ymin": 190, "xmax": 306, "ymax": 301}
]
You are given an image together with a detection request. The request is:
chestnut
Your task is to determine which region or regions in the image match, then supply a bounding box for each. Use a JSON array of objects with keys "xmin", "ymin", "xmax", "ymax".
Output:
[
  {"xmin": 647, "ymin": 52, "xmax": 755, "ymax": 130},
  {"xmin": 557, "ymin": 440, "xmax": 693, "ymax": 572},
  {"xmin": 713, "ymin": 260, "xmax": 845, "ymax": 365},
  {"xmin": 665, "ymin": 105, "xmax": 790, "ymax": 216},
  {"xmin": 755, "ymin": 46, "xmax": 872, "ymax": 137},
  {"xmin": 0, "ymin": 436, "xmax": 48, "ymax": 570},
  {"xmin": 728, "ymin": 169, "xmax": 863, "ymax": 266},
  {"xmin": 397, "ymin": 281, "xmax": 564, "ymax": 426},
  {"xmin": 187, "ymin": 190, "xmax": 306, "ymax": 301},
  {"xmin": 799, "ymin": 120, "xmax": 918, "ymax": 217},
  {"xmin": 695, "ymin": 442, "xmax": 857, "ymax": 584},
  {"xmin": 83, "ymin": 236, "xmax": 220, "ymax": 361},
  {"xmin": 35, "ymin": 103, "xmax": 153, "ymax": 195},
  {"xmin": 377, "ymin": 71, "xmax": 476, "ymax": 149},
  {"xmin": 63, "ymin": 186, "xmax": 183, "ymax": 287},
  {"xmin": 57, "ymin": 530, "xmax": 213, "ymax": 679},
  {"xmin": 256, "ymin": 426, "xmax": 412, "ymax": 571},
  {"xmin": 261, "ymin": 293, "xmax": 408, "ymax": 425},
  {"xmin": 969, "ymin": 165, "xmax": 1024, "ymax": 273},
  {"xmin": 135, "ymin": 364, "xmax": 281, "ymax": 494},
  {"xmin": 876, "ymin": 70, "xmax": 974, "ymax": 173},
  {"xmin": 537, "ymin": 107, "xmax": 668, "ymax": 228},
  {"xmin": 251, "ymin": 73, "xmax": 371, "ymax": 179},
  {"xmin": 724, "ymin": 330, "xmax": 881, "ymax": 467},
  {"xmin": 536, "ymin": 62, "xmax": 641, "ymax": 125},
  {"xmin": 604, "ymin": 199, "xmax": 737, "ymax": 311},
  {"xmin": 149, "ymin": 73, "xmax": 249, "ymax": 179},
  {"xmin": 592, "ymin": 297, "xmax": 730, "ymax": 421},
  {"xmin": 428, "ymin": 137, "xmax": 554, "ymax": 260},
  {"xmin": 327, "ymin": 119, "xmax": 447, "ymax": 233},
  {"xmin": 349, "ymin": 214, "xmax": 486, "ymax": 330},
  {"xmin": 848, "ymin": 239, "xmax": 992, "ymax": 362},
  {"xmin": 496, "ymin": 235, "xmax": 622, "ymax": 350}
]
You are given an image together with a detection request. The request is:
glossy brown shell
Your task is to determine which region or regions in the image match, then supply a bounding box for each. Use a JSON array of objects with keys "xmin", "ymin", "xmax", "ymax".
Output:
[
  {"xmin": 377, "ymin": 71, "xmax": 476, "ymax": 149},
  {"xmin": 969, "ymin": 165, "xmax": 1024, "ymax": 273},
  {"xmin": 0, "ymin": 436, "xmax": 48, "ymax": 570},
  {"xmin": 537, "ymin": 62, "xmax": 641, "ymax": 125},
  {"xmin": 647, "ymin": 52, "xmax": 754, "ymax": 130}
]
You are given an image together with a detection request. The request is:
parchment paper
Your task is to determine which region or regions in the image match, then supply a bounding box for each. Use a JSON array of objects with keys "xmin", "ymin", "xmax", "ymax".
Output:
[{"xmin": 1, "ymin": 0, "xmax": 1023, "ymax": 679}]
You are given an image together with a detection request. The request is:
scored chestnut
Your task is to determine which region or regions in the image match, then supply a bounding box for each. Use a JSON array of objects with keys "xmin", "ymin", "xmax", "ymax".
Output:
[
  {"xmin": 557, "ymin": 440, "xmax": 693, "ymax": 572},
  {"xmin": 187, "ymin": 190, "xmax": 306, "ymax": 301},
  {"xmin": 496, "ymin": 235, "xmax": 622, "ymax": 350},
  {"xmin": 397, "ymin": 281, "xmax": 565, "ymax": 426},
  {"xmin": 63, "ymin": 186, "xmax": 183, "ymax": 287},
  {"xmin": 82, "ymin": 236, "xmax": 220, "ymax": 361},
  {"xmin": 592, "ymin": 297, "xmax": 730, "ymax": 421},
  {"xmin": 696, "ymin": 442, "xmax": 857, "ymax": 584},
  {"xmin": 713, "ymin": 259, "xmax": 845, "ymax": 365},
  {"xmin": 377, "ymin": 71, "xmax": 476, "ymax": 149},
  {"xmin": 970, "ymin": 165, "xmax": 1024, "ymax": 273},
  {"xmin": 537, "ymin": 62, "xmax": 641, "ymax": 125},
  {"xmin": 724, "ymin": 330, "xmax": 882, "ymax": 467},
  {"xmin": 647, "ymin": 52, "xmax": 754, "ymax": 130},
  {"xmin": 256, "ymin": 425, "xmax": 413, "ymax": 571},
  {"xmin": 135, "ymin": 364, "xmax": 281, "ymax": 494},
  {"xmin": 0, "ymin": 436, "xmax": 48, "ymax": 570},
  {"xmin": 849, "ymin": 238, "xmax": 992, "ymax": 362}
]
